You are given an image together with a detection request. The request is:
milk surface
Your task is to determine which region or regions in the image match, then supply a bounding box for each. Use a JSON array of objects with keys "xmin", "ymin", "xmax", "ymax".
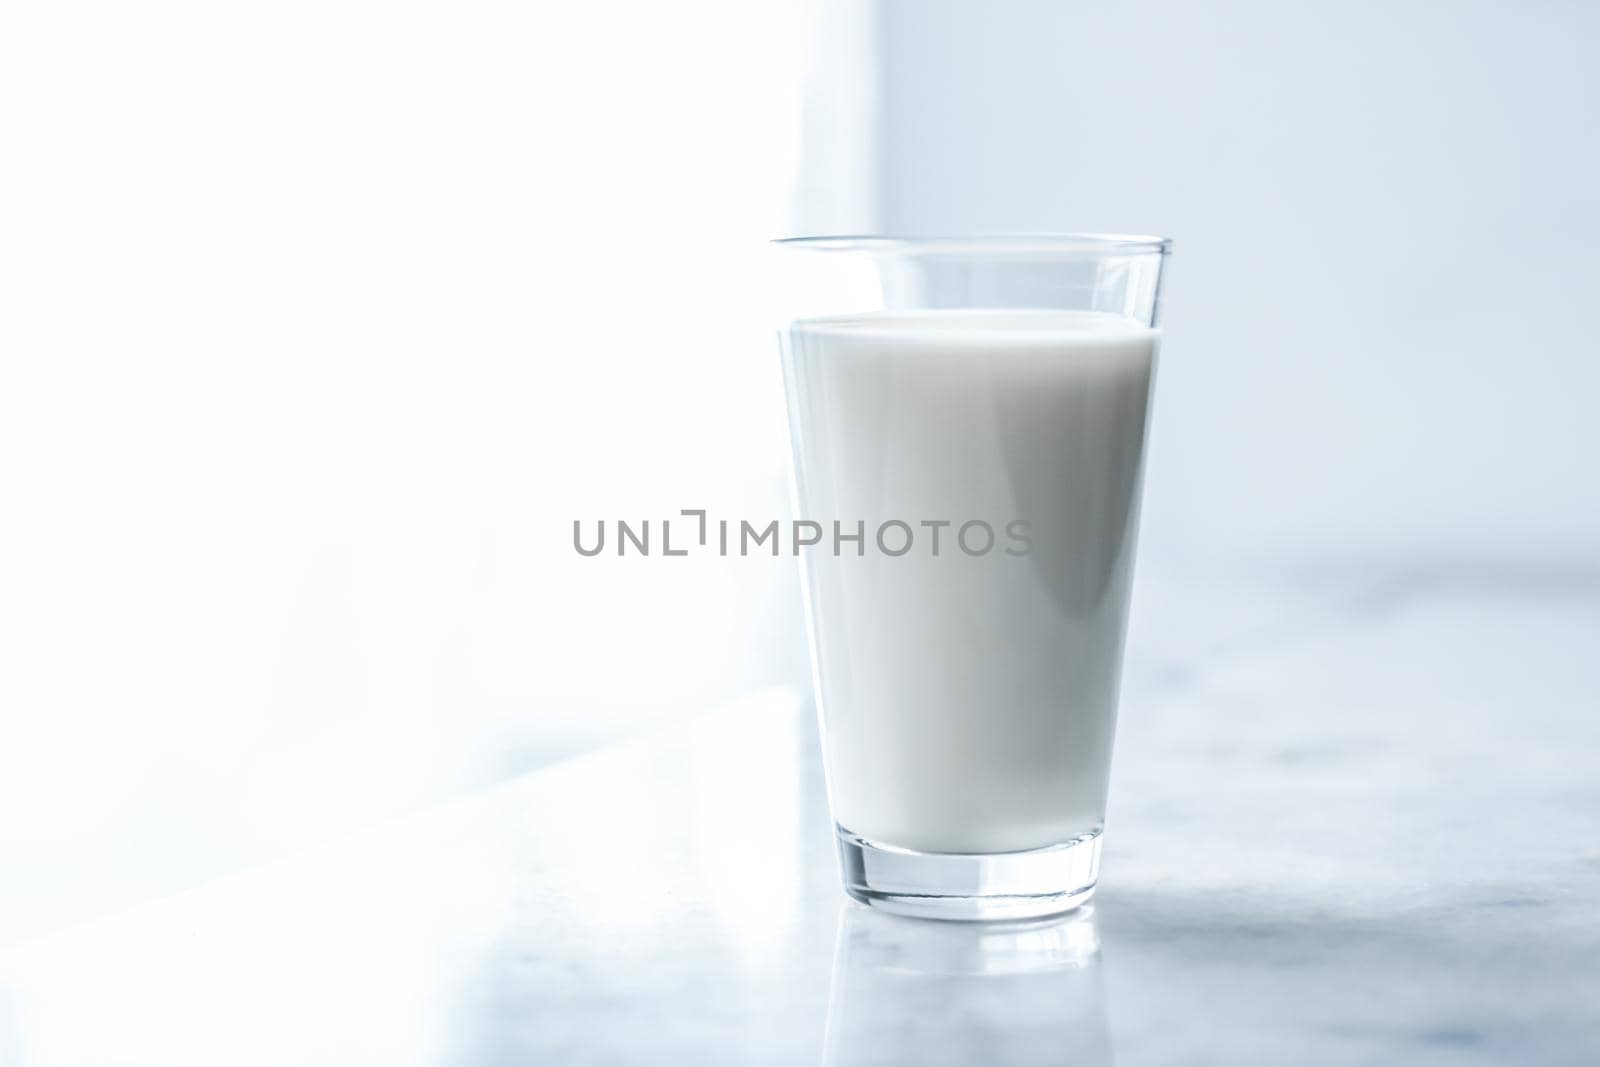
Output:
[{"xmin": 781, "ymin": 310, "xmax": 1158, "ymax": 854}]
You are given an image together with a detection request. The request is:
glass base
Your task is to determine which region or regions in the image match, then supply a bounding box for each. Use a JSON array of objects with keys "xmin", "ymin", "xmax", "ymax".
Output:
[{"xmin": 835, "ymin": 825, "xmax": 1102, "ymax": 922}]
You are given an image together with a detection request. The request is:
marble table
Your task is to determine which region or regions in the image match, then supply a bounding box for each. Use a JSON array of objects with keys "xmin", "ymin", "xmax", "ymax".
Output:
[{"xmin": 2, "ymin": 574, "xmax": 1597, "ymax": 1064}]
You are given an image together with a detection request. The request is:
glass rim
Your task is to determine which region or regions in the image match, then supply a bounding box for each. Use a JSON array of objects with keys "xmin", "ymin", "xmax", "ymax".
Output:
[{"xmin": 772, "ymin": 233, "xmax": 1172, "ymax": 255}]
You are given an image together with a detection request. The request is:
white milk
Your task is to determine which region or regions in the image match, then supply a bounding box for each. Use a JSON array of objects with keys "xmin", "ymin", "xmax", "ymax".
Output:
[{"xmin": 781, "ymin": 310, "xmax": 1158, "ymax": 854}]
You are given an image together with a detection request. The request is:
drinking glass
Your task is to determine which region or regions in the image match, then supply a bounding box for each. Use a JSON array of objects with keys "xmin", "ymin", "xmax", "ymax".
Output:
[{"xmin": 773, "ymin": 234, "xmax": 1172, "ymax": 919}]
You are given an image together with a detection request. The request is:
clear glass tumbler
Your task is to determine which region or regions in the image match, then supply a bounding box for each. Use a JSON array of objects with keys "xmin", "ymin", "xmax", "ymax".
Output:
[{"xmin": 773, "ymin": 234, "xmax": 1172, "ymax": 920}]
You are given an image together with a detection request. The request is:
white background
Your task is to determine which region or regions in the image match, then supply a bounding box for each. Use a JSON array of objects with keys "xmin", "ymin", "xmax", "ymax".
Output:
[
  {"xmin": 1, "ymin": 0, "xmax": 1594, "ymax": 943},
  {"xmin": 875, "ymin": 0, "xmax": 1600, "ymax": 574}
]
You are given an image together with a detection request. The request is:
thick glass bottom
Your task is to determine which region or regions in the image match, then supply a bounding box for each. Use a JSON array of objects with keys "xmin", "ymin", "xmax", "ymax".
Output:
[{"xmin": 835, "ymin": 825, "xmax": 1102, "ymax": 922}]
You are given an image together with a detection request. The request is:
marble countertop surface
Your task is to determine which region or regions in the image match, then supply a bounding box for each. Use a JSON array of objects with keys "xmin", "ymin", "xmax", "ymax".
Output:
[{"xmin": 2, "ymin": 574, "xmax": 1597, "ymax": 1065}]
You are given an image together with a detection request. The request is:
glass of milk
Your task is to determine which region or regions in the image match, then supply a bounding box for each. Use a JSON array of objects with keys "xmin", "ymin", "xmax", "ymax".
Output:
[{"xmin": 773, "ymin": 235, "xmax": 1172, "ymax": 920}]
